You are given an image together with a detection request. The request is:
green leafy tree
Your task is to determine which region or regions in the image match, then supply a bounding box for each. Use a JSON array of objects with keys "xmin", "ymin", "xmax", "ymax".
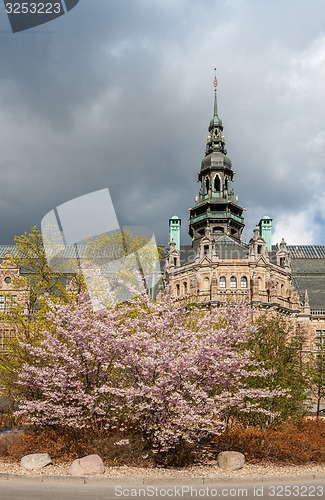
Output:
[
  {"xmin": 0, "ymin": 226, "xmax": 74, "ymax": 398},
  {"xmin": 244, "ymin": 312, "xmax": 309, "ymax": 426},
  {"xmin": 14, "ymin": 225, "xmax": 69, "ymax": 316},
  {"xmin": 82, "ymin": 229, "xmax": 162, "ymax": 305}
]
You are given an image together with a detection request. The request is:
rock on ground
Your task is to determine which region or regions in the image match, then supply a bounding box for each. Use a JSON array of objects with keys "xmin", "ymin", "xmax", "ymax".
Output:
[
  {"xmin": 68, "ymin": 454, "xmax": 105, "ymax": 476},
  {"xmin": 20, "ymin": 453, "xmax": 52, "ymax": 470},
  {"xmin": 218, "ymin": 451, "xmax": 245, "ymax": 471}
]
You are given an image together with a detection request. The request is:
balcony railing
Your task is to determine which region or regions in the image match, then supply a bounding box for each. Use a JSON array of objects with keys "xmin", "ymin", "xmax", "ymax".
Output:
[
  {"xmin": 311, "ymin": 309, "xmax": 325, "ymax": 317},
  {"xmin": 191, "ymin": 211, "xmax": 244, "ymax": 224}
]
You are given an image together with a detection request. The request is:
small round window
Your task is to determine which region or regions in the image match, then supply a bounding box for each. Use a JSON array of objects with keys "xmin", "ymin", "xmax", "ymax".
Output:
[{"xmin": 4, "ymin": 277, "xmax": 11, "ymax": 284}]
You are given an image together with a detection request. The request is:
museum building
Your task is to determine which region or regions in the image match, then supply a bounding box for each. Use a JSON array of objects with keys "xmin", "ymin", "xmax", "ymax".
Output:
[{"xmin": 164, "ymin": 78, "xmax": 325, "ymax": 353}]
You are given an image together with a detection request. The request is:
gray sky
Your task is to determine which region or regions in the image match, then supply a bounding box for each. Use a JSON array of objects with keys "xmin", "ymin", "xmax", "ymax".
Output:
[{"xmin": 0, "ymin": 0, "xmax": 325, "ymax": 246}]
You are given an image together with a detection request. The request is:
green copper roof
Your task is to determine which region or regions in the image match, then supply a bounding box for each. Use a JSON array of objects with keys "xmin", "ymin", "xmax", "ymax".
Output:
[{"xmin": 210, "ymin": 115, "xmax": 223, "ymax": 127}]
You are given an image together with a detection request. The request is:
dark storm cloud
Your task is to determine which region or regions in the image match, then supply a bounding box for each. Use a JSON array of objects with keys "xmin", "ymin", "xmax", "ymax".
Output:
[{"xmin": 0, "ymin": 0, "xmax": 324, "ymax": 245}]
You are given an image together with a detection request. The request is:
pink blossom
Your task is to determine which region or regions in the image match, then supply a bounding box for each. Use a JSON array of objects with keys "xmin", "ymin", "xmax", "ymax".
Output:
[{"xmin": 16, "ymin": 289, "xmax": 287, "ymax": 453}]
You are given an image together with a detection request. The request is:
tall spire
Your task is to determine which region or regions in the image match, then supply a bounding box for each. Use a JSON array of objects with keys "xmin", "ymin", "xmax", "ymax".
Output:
[
  {"xmin": 188, "ymin": 74, "xmax": 245, "ymax": 244},
  {"xmin": 205, "ymin": 72, "xmax": 226, "ymax": 156}
]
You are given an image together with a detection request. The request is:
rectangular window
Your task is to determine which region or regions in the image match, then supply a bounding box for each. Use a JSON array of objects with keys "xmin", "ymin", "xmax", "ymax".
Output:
[
  {"xmin": 0, "ymin": 329, "xmax": 15, "ymax": 351},
  {"xmin": 316, "ymin": 330, "xmax": 325, "ymax": 351},
  {"xmin": 0, "ymin": 295, "xmax": 18, "ymax": 312}
]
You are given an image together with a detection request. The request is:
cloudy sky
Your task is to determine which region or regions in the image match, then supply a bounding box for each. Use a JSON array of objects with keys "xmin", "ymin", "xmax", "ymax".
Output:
[{"xmin": 0, "ymin": 0, "xmax": 325, "ymax": 247}]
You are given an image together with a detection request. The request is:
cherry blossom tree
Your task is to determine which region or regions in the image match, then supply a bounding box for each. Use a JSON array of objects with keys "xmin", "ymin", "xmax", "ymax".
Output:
[{"xmin": 15, "ymin": 286, "xmax": 286, "ymax": 457}]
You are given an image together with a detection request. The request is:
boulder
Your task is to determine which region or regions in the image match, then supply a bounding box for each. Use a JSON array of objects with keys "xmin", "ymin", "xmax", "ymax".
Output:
[
  {"xmin": 68, "ymin": 454, "xmax": 105, "ymax": 476},
  {"xmin": 20, "ymin": 453, "xmax": 52, "ymax": 470},
  {"xmin": 217, "ymin": 451, "xmax": 245, "ymax": 471}
]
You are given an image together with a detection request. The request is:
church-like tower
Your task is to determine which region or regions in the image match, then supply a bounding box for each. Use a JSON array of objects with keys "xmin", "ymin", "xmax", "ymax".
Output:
[
  {"xmin": 189, "ymin": 76, "xmax": 245, "ymax": 245},
  {"xmin": 164, "ymin": 77, "xmax": 323, "ymax": 367}
]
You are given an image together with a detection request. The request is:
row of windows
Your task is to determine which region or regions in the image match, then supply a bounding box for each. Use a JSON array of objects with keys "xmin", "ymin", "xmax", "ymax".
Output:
[
  {"xmin": 204, "ymin": 174, "xmax": 228, "ymax": 194},
  {"xmin": 175, "ymin": 276, "xmax": 248, "ymax": 295},
  {"xmin": 219, "ymin": 276, "xmax": 247, "ymax": 288},
  {"xmin": 176, "ymin": 283, "xmax": 187, "ymax": 296},
  {"xmin": 0, "ymin": 295, "xmax": 17, "ymax": 311}
]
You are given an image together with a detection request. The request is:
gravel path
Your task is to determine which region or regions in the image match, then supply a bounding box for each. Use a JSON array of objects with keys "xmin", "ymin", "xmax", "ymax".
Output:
[{"xmin": 0, "ymin": 460, "xmax": 324, "ymax": 479}]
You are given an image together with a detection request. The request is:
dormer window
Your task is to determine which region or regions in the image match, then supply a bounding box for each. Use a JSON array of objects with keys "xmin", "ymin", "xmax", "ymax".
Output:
[{"xmin": 204, "ymin": 245, "xmax": 209, "ymax": 255}]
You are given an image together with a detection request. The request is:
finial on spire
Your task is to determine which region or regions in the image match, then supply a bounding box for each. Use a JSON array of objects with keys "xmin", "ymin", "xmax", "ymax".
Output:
[
  {"xmin": 213, "ymin": 68, "xmax": 218, "ymax": 117},
  {"xmin": 213, "ymin": 68, "xmax": 218, "ymax": 91}
]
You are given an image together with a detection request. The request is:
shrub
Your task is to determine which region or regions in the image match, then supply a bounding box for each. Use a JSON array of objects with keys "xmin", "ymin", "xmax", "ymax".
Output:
[
  {"xmin": 0, "ymin": 427, "xmax": 149, "ymax": 466},
  {"xmin": 214, "ymin": 419, "xmax": 325, "ymax": 464}
]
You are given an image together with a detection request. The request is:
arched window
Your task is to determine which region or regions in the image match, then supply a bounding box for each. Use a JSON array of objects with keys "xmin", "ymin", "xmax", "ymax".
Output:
[
  {"xmin": 241, "ymin": 276, "xmax": 247, "ymax": 288},
  {"xmin": 214, "ymin": 175, "xmax": 221, "ymax": 192},
  {"xmin": 183, "ymin": 282, "xmax": 188, "ymax": 295},
  {"xmin": 176, "ymin": 284, "xmax": 180, "ymax": 297},
  {"xmin": 219, "ymin": 276, "xmax": 226, "ymax": 288},
  {"xmin": 230, "ymin": 276, "xmax": 237, "ymax": 288},
  {"xmin": 205, "ymin": 177, "xmax": 210, "ymax": 193}
]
